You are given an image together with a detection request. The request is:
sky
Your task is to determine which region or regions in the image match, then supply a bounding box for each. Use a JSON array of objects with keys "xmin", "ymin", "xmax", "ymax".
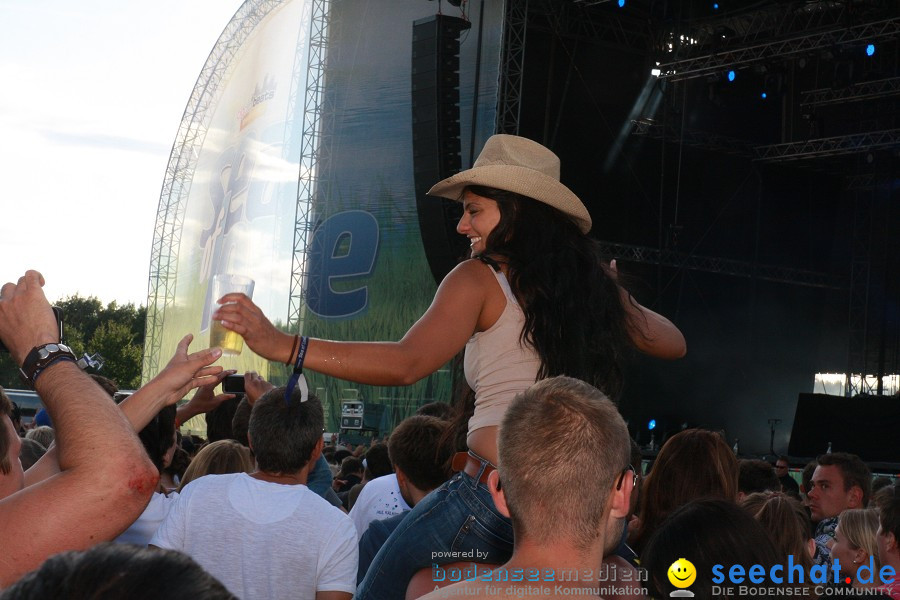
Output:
[{"xmin": 0, "ymin": 0, "xmax": 245, "ymax": 306}]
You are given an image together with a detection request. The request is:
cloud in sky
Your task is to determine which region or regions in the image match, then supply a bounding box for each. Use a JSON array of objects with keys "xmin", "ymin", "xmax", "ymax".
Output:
[
  {"xmin": 0, "ymin": 0, "xmax": 244, "ymax": 306},
  {"xmin": 39, "ymin": 130, "xmax": 170, "ymax": 155}
]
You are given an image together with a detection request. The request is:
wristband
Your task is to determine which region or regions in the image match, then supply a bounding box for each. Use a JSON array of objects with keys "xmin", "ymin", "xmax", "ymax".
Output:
[
  {"xmin": 284, "ymin": 336, "xmax": 310, "ymax": 405},
  {"xmin": 19, "ymin": 343, "xmax": 78, "ymax": 389}
]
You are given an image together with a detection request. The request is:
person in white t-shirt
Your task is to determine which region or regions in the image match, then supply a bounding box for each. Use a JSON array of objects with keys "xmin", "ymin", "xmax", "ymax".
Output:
[
  {"xmin": 350, "ymin": 473, "xmax": 411, "ymax": 539},
  {"xmin": 151, "ymin": 386, "xmax": 357, "ymax": 600}
]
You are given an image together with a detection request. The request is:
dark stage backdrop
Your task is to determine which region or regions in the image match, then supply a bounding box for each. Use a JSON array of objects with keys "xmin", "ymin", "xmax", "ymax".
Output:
[{"xmin": 789, "ymin": 393, "xmax": 900, "ymax": 463}]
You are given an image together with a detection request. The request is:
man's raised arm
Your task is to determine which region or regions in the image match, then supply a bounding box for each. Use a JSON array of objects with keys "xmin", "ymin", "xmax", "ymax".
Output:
[{"xmin": 0, "ymin": 270, "xmax": 158, "ymax": 586}]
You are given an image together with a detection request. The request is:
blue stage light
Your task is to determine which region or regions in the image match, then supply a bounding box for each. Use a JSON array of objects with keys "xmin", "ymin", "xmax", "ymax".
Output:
[
  {"xmin": 618, "ymin": 0, "xmax": 625, "ymax": 7},
  {"xmin": 866, "ymin": 44, "xmax": 875, "ymax": 56},
  {"xmin": 648, "ymin": 419, "xmax": 657, "ymax": 430},
  {"xmin": 761, "ymin": 92, "xmax": 767, "ymax": 99},
  {"xmin": 713, "ymin": 2, "xmax": 719, "ymax": 9},
  {"xmin": 727, "ymin": 70, "xmax": 736, "ymax": 82}
]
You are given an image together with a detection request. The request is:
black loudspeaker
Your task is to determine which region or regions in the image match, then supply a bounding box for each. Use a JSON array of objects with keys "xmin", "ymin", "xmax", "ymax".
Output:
[
  {"xmin": 788, "ymin": 393, "xmax": 900, "ymax": 463},
  {"xmin": 411, "ymin": 14, "xmax": 472, "ymax": 285}
]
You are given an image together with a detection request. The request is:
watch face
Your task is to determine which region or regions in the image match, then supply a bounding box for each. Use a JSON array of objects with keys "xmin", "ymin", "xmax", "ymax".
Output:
[{"xmin": 37, "ymin": 344, "xmax": 68, "ymax": 360}]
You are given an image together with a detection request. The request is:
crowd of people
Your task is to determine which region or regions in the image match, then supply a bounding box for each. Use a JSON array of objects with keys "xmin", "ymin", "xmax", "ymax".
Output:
[{"xmin": 0, "ymin": 135, "xmax": 897, "ymax": 599}]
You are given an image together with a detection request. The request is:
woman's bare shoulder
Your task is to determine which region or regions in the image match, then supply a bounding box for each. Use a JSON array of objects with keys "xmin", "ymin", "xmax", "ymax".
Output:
[{"xmin": 443, "ymin": 258, "xmax": 497, "ymax": 286}]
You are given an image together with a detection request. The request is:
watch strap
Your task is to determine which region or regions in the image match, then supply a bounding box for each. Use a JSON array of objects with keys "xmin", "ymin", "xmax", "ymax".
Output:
[{"xmin": 19, "ymin": 343, "xmax": 77, "ymax": 389}]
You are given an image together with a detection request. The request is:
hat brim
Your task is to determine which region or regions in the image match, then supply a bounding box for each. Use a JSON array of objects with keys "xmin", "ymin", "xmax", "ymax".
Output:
[{"xmin": 427, "ymin": 165, "xmax": 592, "ymax": 234}]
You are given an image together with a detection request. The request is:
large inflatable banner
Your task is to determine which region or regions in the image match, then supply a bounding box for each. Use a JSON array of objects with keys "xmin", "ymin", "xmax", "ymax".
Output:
[{"xmin": 146, "ymin": 0, "xmax": 503, "ymax": 431}]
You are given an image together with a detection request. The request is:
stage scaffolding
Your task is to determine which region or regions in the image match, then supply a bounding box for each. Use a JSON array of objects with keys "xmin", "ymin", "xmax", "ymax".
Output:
[{"xmin": 143, "ymin": 0, "xmax": 284, "ymax": 383}]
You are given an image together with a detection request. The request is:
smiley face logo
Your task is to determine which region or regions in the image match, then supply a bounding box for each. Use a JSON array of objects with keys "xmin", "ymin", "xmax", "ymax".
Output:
[{"xmin": 667, "ymin": 558, "xmax": 696, "ymax": 588}]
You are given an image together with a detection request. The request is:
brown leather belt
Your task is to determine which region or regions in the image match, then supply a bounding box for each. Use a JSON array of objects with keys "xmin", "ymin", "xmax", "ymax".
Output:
[{"xmin": 451, "ymin": 451, "xmax": 496, "ymax": 485}]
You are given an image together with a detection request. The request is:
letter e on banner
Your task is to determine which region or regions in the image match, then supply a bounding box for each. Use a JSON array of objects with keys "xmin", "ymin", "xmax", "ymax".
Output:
[{"xmin": 307, "ymin": 211, "xmax": 379, "ymax": 319}]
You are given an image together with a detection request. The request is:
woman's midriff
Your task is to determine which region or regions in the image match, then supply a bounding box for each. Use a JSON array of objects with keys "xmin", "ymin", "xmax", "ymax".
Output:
[{"xmin": 467, "ymin": 426, "xmax": 500, "ymax": 467}]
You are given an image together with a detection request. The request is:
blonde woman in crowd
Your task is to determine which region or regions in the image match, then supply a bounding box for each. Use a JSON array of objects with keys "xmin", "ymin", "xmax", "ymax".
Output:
[
  {"xmin": 831, "ymin": 508, "xmax": 882, "ymax": 591},
  {"xmin": 178, "ymin": 439, "xmax": 255, "ymax": 492}
]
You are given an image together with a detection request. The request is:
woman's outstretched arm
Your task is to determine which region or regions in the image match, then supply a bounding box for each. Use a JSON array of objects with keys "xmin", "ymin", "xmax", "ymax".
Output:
[{"xmin": 212, "ymin": 260, "xmax": 491, "ymax": 386}]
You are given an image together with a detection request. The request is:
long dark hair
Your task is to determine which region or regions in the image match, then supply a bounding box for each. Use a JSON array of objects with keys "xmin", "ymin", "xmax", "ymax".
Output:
[{"xmin": 469, "ymin": 185, "xmax": 637, "ymax": 399}]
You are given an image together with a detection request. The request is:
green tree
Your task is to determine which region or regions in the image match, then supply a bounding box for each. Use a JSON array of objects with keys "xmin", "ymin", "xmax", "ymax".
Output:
[
  {"xmin": 0, "ymin": 294, "xmax": 146, "ymax": 390},
  {"xmin": 88, "ymin": 321, "xmax": 143, "ymax": 389}
]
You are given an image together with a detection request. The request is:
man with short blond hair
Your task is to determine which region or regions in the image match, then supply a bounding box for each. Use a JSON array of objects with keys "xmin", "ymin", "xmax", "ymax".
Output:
[{"xmin": 419, "ymin": 376, "xmax": 634, "ymax": 599}]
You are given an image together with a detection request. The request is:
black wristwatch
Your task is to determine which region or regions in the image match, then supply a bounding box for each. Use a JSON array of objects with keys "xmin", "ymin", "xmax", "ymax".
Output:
[{"xmin": 19, "ymin": 343, "xmax": 77, "ymax": 389}]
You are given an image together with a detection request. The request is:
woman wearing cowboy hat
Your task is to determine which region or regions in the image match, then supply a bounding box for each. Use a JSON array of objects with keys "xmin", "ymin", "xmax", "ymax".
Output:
[{"xmin": 212, "ymin": 134, "xmax": 686, "ymax": 597}]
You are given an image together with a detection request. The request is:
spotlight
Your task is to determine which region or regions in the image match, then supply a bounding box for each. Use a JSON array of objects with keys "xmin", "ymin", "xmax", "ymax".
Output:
[
  {"xmin": 761, "ymin": 92, "xmax": 767, "ymax": 99},
  {"xmin": 866, "ymin": 44, "xmax": 875, "ymax": 57},
  {"xmin": 651, "ymin": 67, "xmax": 661, "ymax": 77},
  {"xmin": 713, "ymin": 2, "xmax": 719, "ymax": 8},
  {"xmin": 727, "ymin": 70, "xmax": 736, "ymax": 82},
  {"xmin": 648, "ymin": 419, "xmax": 657, "ymax": 431},
  {"xmin": 618, "ymin": 0, "xmax": 625, "ymax": 6}
]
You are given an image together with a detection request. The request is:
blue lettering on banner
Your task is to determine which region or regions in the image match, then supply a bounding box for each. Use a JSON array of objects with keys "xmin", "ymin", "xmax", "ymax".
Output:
[{"xmin": 307, "ymin": 210, "xmax": 379, "ymax": 319}]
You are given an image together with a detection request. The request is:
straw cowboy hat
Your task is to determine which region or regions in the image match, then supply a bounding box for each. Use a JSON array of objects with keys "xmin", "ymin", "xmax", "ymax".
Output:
[{"xmin": 427, "ymin": 134, "xmax": 592, "ymax": 234}]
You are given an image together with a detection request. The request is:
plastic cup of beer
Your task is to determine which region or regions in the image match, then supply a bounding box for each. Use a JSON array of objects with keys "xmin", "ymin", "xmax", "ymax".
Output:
[{"xmin": 209, "ymin": 274, "xmax": 255, "ymax": 356}]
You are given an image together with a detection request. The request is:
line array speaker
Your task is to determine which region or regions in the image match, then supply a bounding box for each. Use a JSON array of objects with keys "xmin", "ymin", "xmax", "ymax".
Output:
[{"xmin": 411, "ymin": 14, "xmax": 472, "ymax": 284}]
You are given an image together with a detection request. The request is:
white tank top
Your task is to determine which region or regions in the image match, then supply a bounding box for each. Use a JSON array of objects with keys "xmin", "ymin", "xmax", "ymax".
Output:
[{"xmin": 464, "ymin": 266, "xmax": 542, "ymax": 435}]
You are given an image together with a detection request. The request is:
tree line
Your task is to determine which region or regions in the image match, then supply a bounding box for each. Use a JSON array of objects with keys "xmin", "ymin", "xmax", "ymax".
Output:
[{"xmin": 0, "ymin": 294, "xmax": 146, "ymax": 390}]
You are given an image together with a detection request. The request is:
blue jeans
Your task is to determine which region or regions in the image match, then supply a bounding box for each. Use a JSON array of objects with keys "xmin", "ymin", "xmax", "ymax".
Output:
[{"xmin": 355, "ymin": 462, "xmax": 513, "ymax": 599}]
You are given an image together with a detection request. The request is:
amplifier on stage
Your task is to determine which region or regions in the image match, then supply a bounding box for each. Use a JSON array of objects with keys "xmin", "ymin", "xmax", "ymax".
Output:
[{"xmin": 340, "ymin": 401, "xmax": 364, "ymax": 430}]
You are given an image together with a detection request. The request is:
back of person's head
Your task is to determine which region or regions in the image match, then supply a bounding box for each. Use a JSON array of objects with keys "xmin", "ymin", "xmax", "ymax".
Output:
[
  {"xmin": 363, "ymin": 443, "xmax": 393, "ymax": 480},
  {"xmin": 178, "ymin": 439, "xmax": 255, "ymax": 492},
  {"xmin": 19, "ymin": 437, "xmax": 48, "ymax": 471},
  {"xmin": 634, "ymin": 428, "xmax": 738, "ymax": 553},
  {"xmin": 248, "ymin": 387, "xmax": 323, "ymax": 474},
  {"xmin": 816, "ymin": 452, "xmax": 872, "ymax": 507},
  {"xmin": 644, "ymin": 499, "xmax": 782, "ymax": 600},
  {"xmin": 879, "ymin": 484, "xmax": 900, "ymax": 555},
  {"xmin": 230, "ymin": 398, "xmax": 251, "ymax": 447},
  {"xmin": 25, "ymin": 426, "xmax": 55, "ymax": 450},
  {"xmin": 10, "ymin": 400, "xmax": 22, "ymax": 430},
  {"xmin": 333, "ymin": 447, "xmax": 352, "ymax": 464},
  {"xmin": 134, "ymin": 405, "xmax": 176, "ymax": 473},
  {"xmin": 872, "ymin": 484, "xmax": 896, "ymax": 512},
  {"xmin": 742, "ymin": 491, "xmax": 814, "ymax": 573},
  {"xmin": 90, "ymin": 374, "xmax": 119, "ymax": 397},
  {"xmin": 836, "ymin": 508, "xmax": 881, "ymax": 570},
  {"xmin": 388, "ymin": 415, "xmax": 452, "ymax": 492},
  {"xmin": 166, "ymin": 446, "xmax": 191, "ymax": 483},
  {"xmin": 0, "ymin": 387, "xmax": 13, "ymax": 475},
  {"xmin": 414, "ymin": 401, "xmax": 455, "ymax": 421},
  {"xmin": 0, "ymin": 543, "xmax": 236, "ymax": 600},
  {"xmin": 339, "ymin": 456, "xmax": 363, "ymax": 478},
  {"xmin": 499, "ymin": 376, "xmax": 630, "ymax": 551},
  {"xmin": 206, "ymin": 396, "xmax": 242, "ymax": 443},
  {"xmin": 739, "ymin": 459, "xmax": 781, "ymax": 495},
  {"xmin": 872, "ymin": 476, "xmax": 892, "ymax": 493}
]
